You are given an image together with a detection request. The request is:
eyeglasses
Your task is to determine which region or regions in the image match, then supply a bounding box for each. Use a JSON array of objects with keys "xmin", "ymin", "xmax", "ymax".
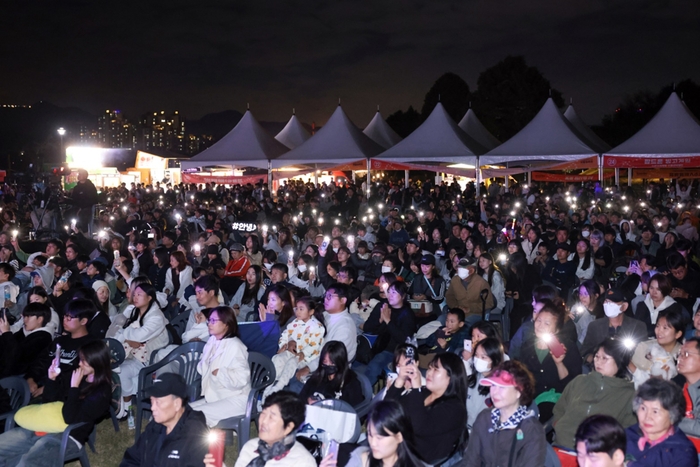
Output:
[
  {"xmin": 325, "ymin": 292, "xmax": 339, "ymax": 299},
  {"xmin": 680, "ymin": 351, "xmax": 700, "ymax": 359},
  {"xmin": 64, "ymin": 315, "xmax": 79, "ymax": 321},
  {"xmin": 593, "ymin": 354, "xmax": 612, "ymax": 362},
  {"xmin": 207, "ymin": 318, "xmax": 221, "ymax": 324}
]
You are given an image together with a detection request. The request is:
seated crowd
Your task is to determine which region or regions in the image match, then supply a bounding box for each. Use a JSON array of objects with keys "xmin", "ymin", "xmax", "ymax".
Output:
[{"xmin": 2, "ymin": 176, "xmax": 700, "ymax": 467}]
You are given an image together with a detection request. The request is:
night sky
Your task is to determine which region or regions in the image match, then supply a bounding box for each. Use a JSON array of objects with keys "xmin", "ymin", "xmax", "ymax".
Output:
[{"xmin": 3, "ymin": 0, "xmax": 700, "ymax": 127}]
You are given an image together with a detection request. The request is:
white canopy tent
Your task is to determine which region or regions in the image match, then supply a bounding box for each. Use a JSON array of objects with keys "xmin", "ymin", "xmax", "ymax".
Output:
[
  {"xmin": 457, "ymin": 108, "xmax": 501, "ymax": 152},
  {"xmin": 563, "ymin": 104, "xmax": 611, "ymax": 153},
  {"xmin": 275, "ymin": 111, "xmax": 311, "ymax": 149},
  {"xmin": 604, "ymin": 92, "xmax": 700, "ymax": 161},
  {"xmin": 377, "ymin": 102, "xmax": 486, "ymax": 164},
  {"xmin": 363, "ymin": 110, "xmax": 402, "ymax": 149},
  {"xmin": 481, "ymin": 98, "xmax": 599, "ymax": 166},
  {"xmin": 273, "ymin": 104, "xmax": 384, "ymax": 168},
  {"xmin": 181, "ymin": 109, "xmax": 289, "ymax": 170}
]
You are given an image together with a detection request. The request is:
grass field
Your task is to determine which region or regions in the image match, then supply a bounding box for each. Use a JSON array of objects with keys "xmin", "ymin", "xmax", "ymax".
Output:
[{"xmin": 68, "ymin": 417, "xmax": 242, "ymax": 467}]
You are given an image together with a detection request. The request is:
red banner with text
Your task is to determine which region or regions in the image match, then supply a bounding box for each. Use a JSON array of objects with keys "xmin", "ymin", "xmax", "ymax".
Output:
[
  {"xmin": 634, "ymin": 168, "xmax": 700, "ymax": 179},
  {"xmin": 604, "ymin": 155, "xmax": 700, "ymax": 168},
  {"xmin": 532, "ymin": 171, "xmax": 614, "ymax": 182},
  {"xmin": 182, "ymin": 173, "xmax": 267, "ymax": 185}
]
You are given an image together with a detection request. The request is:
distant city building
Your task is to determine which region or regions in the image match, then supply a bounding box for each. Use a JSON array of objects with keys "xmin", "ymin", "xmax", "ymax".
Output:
[
  {"xmin": 98, "ymin": 110, "xmax": 135, "ymax": 148},
  {"xmin": 139, "ymin": 110, "xmax": 185, "ymax": 154}
]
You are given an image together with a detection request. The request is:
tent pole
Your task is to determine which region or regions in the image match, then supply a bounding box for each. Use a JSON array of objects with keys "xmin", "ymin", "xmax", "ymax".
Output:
[
  {"xmin": 527, "ymin": 165, "xmax": 532, "ymax": 186},
  {"xmin": 598, "ymin": 155, "xmax": 604, "ymax": 185},
  {"xmin": 267, "ymin": 160, "xmax": 272, "ymax": 191},
  {"xmin": 475, "ymin": 156, "xmax": 481, "ymax": 198},
  {"xmin": 352, "ymin": 171, "xmax": 356, "ymax": 183},
  {"xmin": 366, "ymin": 158, "xmax": 371, "ymax": 199},
  {"xmin": 614, "ymin": 168, "xmax": 620, "ymax": 188},
  {"xmin": 314, "ymin": 164, "xmax": 319, "ymax": 187},
  {"xmin": 504, "ymin": 162, "xmax": 509, "ymax": 193},
  {"xmin": 404, "ymin": 170, "xmax": 409, "ymax": 189},
  {"xmin": 627, "ymin": 168, "xmax": 632, "ymax": 187}
]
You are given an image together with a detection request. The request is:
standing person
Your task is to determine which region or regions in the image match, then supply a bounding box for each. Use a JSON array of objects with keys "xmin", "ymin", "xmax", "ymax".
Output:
[
  {"xmin": 120, "ymin": 373, "xmax": 209, "ymax": 467},
  {"xmin": 69, "ymin": 169, "xmax": 98, "ymax": 232},
  {"xmin": 463, "ymin": 361, "xmax": 547, "ymax": 467},
  {"xmin": 189, "ymin": 306, "xmax": 251, "ymax": 426},
  {"xmin": 0, "ymin": 341, "xmax": 112, "ymax": 467}
]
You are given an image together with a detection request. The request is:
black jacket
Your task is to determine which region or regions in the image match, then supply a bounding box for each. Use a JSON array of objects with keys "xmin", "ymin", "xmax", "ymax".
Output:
[
  {"xmin": 120, "ymin": 405, "xmax": 209, "ymax": 467},
  {"xmin": 0, "ymin": 328, "xmax": 52, "ymax": 378}
]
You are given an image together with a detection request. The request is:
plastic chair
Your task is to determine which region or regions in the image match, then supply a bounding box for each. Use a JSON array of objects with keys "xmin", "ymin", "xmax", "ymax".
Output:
[
  {"xmin": 310, "ymin": 399, "xmax": 361, "ymax": 443},
  {"xmin": 169, "ymin": 310, "xmax": 190, "ymax": 339},
  {"xmin": 353, "ymin": 371, "xmax": 374, "ymax": 420},
  {"xmin": 215, "ymin": 352, "xmax": 275, "ymax": 451},
  {"xmin": 104, "ymin": 338, "xmax": 125, "ymax": 370},
  {"xmin": 58, "ymin": 422, "xmax": 96, "ymax": 467},
  {"xmin": 134, "ymin": 341, "xmax": 206, "ymax": 441},
  {"xmin": 0, "ymin": 377, "xmax": 30, "ymax": 431},
  {"xmin": 487, "ymin": 296, "xmax": 513, "ymax": 342},
  {"xmin": 552, "ymin": 446, "xmax": 576, "ymax": 467}
]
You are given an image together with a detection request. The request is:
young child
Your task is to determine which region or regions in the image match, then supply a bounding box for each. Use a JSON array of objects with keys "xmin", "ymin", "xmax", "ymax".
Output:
[
  {"xmin": 263, "ymin": 296, "xmax": 325, "ymax": 398},
  {"xmin": 422, "ymin": 308, "xmax": 469, "ymax": 355},
  {"xmin": 349, "ymin": 286, "xmax": 380, "ymax": 331}
]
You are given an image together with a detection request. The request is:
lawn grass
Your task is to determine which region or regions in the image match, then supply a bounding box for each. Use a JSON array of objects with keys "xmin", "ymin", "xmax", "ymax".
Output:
[{"xmin": 68, "ymin": 417, "xmax": 243, "ymax": 467}]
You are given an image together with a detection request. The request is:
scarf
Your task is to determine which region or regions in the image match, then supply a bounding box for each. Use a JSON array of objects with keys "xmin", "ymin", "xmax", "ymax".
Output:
[
  {"xmin": 637, "ymin": 426, "xmax": 674, "ymax": 451},
  {"xmin": 684, "ymin": 383, "xmax": 695, "ymax": 419},
  {"xmin": 489, "ymin": 405, "xmax": 533, "ymax": 433},
  {"xmin": 246, "ymin": 432, "xmax": 296, "ymax": 467}
]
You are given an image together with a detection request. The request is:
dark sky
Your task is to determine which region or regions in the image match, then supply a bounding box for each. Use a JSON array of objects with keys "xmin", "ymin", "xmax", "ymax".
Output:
[{"xmin": 3, "ymin": 0, "xmax": 700, "ymax": 127}]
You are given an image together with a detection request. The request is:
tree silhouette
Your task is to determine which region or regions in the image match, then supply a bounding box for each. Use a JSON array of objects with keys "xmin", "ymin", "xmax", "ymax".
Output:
[
  {"xmin": 597, "ymin": 79, "xmax": 700, "ymax": 146},
  {"xmin": 386, "ymin": 105, "xmax": 422, "ymax": 138},
  {"xmin": 471, "ymin": 56, "xmax": 564, "ymax": 141},
  {"xmin": 420, "ymin": 72, "xmax": 471, "ymax": 123}
]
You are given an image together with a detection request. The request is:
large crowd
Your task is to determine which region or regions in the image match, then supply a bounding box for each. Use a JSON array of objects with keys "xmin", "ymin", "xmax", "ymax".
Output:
[{"xmin": 1, "ymin": 169, "xmax": 700, "ymax": 467}]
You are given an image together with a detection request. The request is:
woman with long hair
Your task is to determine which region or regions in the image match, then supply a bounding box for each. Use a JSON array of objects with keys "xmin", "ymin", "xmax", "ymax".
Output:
[
  {"xmin": 114, "ymin": 281, "xmax": 169, "ymax": 421},
  {"xmin": 245, "ymin": 234, "xmax": 262, "ymax": 266},
  {"xmin": 342, "ymin": 400, "xmax": 425, "ymax": 467},
  {"xmin": 574, "ymin": 238, "xmax": 594, "ymax": 281},
  {"xmin": 408, "ymin": 254, "xmax": 446, "ymax": 314},
  {"xmin": 190, "ymin": 306, "xmax": 251, "ymax": 426},
  {"xmin": 148, "ymin": 246, "xmax": 169, "ymax": 292},
  {"xmin": 635, "ymin": 274, "xmax": 685, "ymax": 337},
  {"xmin": 478, "ymin": 252, "xmax": 505, "ymax": 311},
  {"xmin": 571, "ymin": 279, "xmax": 602, "ymax": 344},
  {"xmin": 466, "ymin": 337, "xmax": 506, "ymax": 434},
  {"xmin": 230, "ymin": 264, "xmax": 265, "ymax": 322},
  {"xmin": 259, "ymin": 283, "xmax": 295, "ymax": 326},
  {"xmin": 385, "ymin": 352, "xmax": 468, "ymax": 465},
  {"xmin": 164, "ymin": 250, "xmax": 193, "ymax": 300},
  {"xmin": 0, "ymin": 341, "xmax": 112, "ymax": 466},
  {"xmin": 92, "ymin": 279, "xmax": 117, "ymax": 319},
  {"xmin": 299, "ymin": 340, "xmax": 363, "ymax": 407}
]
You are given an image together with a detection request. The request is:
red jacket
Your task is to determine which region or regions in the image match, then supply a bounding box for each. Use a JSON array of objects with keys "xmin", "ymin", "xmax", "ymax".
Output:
[{"xmin": 223, "ymin": 256, "xmax": 250, "ymax": 277}]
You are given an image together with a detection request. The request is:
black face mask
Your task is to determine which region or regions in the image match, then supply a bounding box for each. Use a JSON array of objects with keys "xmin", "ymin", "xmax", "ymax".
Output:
[
  {"xmin": 372, "ymin": 255, "xmax": 382, "ymax": 264},
  {"xmin": 322, "ymin": 364, "xmax": 338, "ymax": 375}
]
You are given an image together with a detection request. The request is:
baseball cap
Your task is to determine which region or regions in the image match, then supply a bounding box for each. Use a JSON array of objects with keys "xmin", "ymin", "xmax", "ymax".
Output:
[
  {"xmin": 480, "ymin": 370, "xmax": 518, "ymax": 388},
  {"xmin": 458, "ymin": 257, "xmax": 476, "ymax": 269},
  {"xmin": 420, "ymin": 254, "xmax": 436, "ymax": 265},
  {"xmin": 407, "ymin": 239, "xmax": 420, "ymax": 248},
  {"xmin": 229, "ymin": 243, "xmax": 244, "ymax": 252},
  {"xmin": 605, "ymin": 288, "xmax": 626, "ymax": 303},
  {"xmin": 146, "ymin": 373, "xmax": 189, "ymax": 399}
]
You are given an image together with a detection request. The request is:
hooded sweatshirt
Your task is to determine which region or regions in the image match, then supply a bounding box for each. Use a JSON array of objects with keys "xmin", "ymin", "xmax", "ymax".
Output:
[{"xmin": 0, "ymin": 324, "xmax": 53, "ymax": 378}]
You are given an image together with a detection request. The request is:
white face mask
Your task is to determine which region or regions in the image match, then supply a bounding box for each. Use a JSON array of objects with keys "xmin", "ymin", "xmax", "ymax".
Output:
[
  {"xmin": 457, "ymin": 268, "xmax": 469, "ymax": 280},
  {"xmin": 381, "ymin": 266, "xmax": 392, "ymax": 273},
  {"xmin": 467, "ymin": 222, "xmax": 475, "ymax": 228},
  {"xmin": 332, "ymin": 247, "xmax": 339, "ymax": 254},
  {"xmin": 264, "ymin": 262, "xmax": 273, "ymax": 271},
  {"xmin": 603, "ymin": 302, "xmax": 623, "ymax": 318},
  {"xmin": 297, "ymin": 264, "xmax": 307, "ymax": 273},
  {"xmin": 473, "ymin": 357, "xmax": 491, "ymax": 374},
  {"xmin": 582, "ymin": 231, "xmax": 590, "ymax": 238}
]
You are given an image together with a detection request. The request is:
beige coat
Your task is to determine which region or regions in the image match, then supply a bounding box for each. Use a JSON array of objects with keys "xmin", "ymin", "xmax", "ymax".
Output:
[{"xmin": 445, "ymin": 274, "xmax": 494, "ymax": 317}]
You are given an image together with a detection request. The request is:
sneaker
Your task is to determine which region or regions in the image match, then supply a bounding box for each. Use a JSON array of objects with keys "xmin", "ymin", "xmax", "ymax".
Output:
[{"xmin": 115, "ymin": 399, "xmax": 128, "ymax": 419}]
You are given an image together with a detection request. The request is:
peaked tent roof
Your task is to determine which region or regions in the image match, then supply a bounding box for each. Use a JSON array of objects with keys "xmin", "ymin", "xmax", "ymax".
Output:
[
  {"xmin": 606, "ymin": 92, "xmax": 700, "ymax": 156},
  {"xmin": 275, "ymin": 113, "xmax": 311, "ymax": 149},
  {"xmin": 563, "ymin": 104, "xmax": 611, "ymax": 153},
  {"xmin": 377, "ymin": 102, "xmax": 486, "ymax": 164},
  {"xmin": 481, "ymin": 98, "xmax": 599, "ymax": 166},
  {"xmin": 273, "ymin": 105, "xmax": 384, "ymax": 167},
  {"xmin": 457, "ymin": 109, "xmax": 501, "ymax": 151},
  {"xmin": 363, "ymin": 111, "xmax": 402, "ymax": 149},
  {"xmin": 181, "ymin": 110, "xmax": 289, "ymax": 170}
]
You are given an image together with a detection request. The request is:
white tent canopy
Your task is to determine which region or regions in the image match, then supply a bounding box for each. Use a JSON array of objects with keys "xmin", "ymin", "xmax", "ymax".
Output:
[
  {"xmin": 563, "ymin": 104, "xmax": 611, "ymax": 153},
  {"xmin": 482, "ymin": 98, "xmax": 599, "ymax": 166},
  {"xmin": 181, "ymin": 110, "xmax": 289, "ymax": 170},
  {"xmin": 363, "ymin": 110, "xmax": 402, "ymax": 149},
  {"xmin": 606, "ymin": 92, "xmax": 700, "ymax": 156},
  {"xmin": 275, "ymin": 112, "xmax": 311, "ymax": 149},
  {"xmin": 377, "ymin": 102, "xmax": 486, "ymax": 164},
  {"xmin": 273, "ymin": 105, "xmax": 384, "ymax": 167},
  {"xmin": 458, "ymin": 108, "xmax": 501, "ymax": 151}
]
